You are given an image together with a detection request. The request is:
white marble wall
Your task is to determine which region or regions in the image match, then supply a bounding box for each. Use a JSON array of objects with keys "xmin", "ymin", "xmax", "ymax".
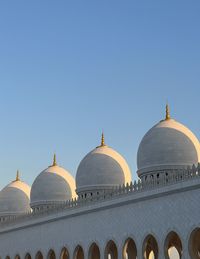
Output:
[{"xmin": 0, "ymin": 177, "xmax": 199, "ymax": 259}]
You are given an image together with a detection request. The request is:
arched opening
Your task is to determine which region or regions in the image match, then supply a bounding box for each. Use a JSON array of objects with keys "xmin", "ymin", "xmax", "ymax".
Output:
[
  {"xmin": 74, "ymin": 245, "xmax": 84, "ymax": 259},
  {"xmin": 122, "ymin": 238, "xmax": 137, "ymax": 259},
  {"xmin": 189, "ymin": 228, "xmax": 200, "ymax": 259},
  {"xmin": 143, "ymin": 235, "xmax": 158, "ymax": 259},
  {"xmin": 104, "ymin": 240, "xmax": 118, "ymax": 259},
  {"xmin": 60, "ymin": 248, "xmax": 69, "ymax": 259},
  {"xmin": 149, "ymin": 251, "xmax": 155, "ymax": 259},
  {"xmin": 88, "ymin": 243, "xmax": 100, "ymax": 259},
  {"xmin": 35, "ymin": 252, "xmax": 43, "ymax": 259},
  {"xmin": 168, "ymin": 247, "xmax": 180, "ymax": 258},
  {"xmin": 15, "ymin": 255, "xmax": 21, "ymax": 259},
  {"xmin": 48, "ymin": 250, "xmax": 56, "ymax": 259},
  {"xmin": 164, "ymin": 231, "xmax": 182, "ymax": 259},
  {"xmin": 25, "ymin": 254, "xmax": 31, "ymax": 259},
  {"xmin": 5, "ymin": 256, "xmax": 10, "ymax": 259}
]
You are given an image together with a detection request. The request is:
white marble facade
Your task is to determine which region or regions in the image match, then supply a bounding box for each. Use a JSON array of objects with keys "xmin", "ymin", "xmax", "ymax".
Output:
[{"xmin": 0, "ymin": 106, "xmax": 199, "ymax": 259}]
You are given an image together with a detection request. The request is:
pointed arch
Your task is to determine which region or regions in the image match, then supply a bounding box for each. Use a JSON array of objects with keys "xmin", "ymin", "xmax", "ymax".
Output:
[
  {"xmin": 189, "ymin": 228, "xmax": 200, "ymax": 259},
  {"xmin": 142, "ymin": 234, "xmax": 158, "ymax": 259},
  {"xmin": 122, "ymin": 238, "xmax": 137, "ymax": 259},
  {"xmin": 47, "ymin": 250, "xmax": 56, "ymax": 259},
  {"xmin": 73, "ymin": 245, "xmax": 84, "ymax": 259},
  {"xmin": 35, "ymin": 251, "xmax": 43, "ymax": 259},
  {"xmin": 15, "ymin": 255, "xmax": 21, "ymax": 259},
  {"xmin": 88, "ymin": 243, "xmax": 100, "ymax": 259},
  {"xmin": 60, "ymin": 247, "xmax": 69, "ymax": 259},
  {"xmin": 25, "ymin": 254, "xmax": 31, "ymax": 259},
  {"xmin": 164, "ymin": 231, "xmax": 182, "ymax": 259},
  {"xmin": 104, "ymin": 240, "xmax": 118, "ymax": 259}
]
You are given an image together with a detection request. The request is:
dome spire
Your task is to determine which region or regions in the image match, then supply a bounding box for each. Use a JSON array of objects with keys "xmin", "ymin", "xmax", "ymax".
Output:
[
  {"xmin": 165, "ymin": 104, "xmax": 170, "ymax": 120},
  {"xmin": 101, "ymin": 132, "xmax": 105, "ymax": 147},
  {"xmin": 52, "ymin": 153, "xmax": 57, "ymax": 166},
  {"xmin": 96, "ymin": 132, "xmax": 107, "ymax": 148},
  {"xmin": 16, "ymin": 170, "xmax": 20, "ymax": 181}
]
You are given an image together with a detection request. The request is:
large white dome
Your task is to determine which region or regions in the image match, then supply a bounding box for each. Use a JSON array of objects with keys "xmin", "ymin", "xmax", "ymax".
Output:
[
  {"xmin": 137, "ymin": 106, "xmax": 200, "ymax": 176},
  {"xmin": 0, "ymin": 172, "xmax": 31, "ymax": 217},
  {"xmin": 30, "ymin": 156, "xmax": 76, "ymax": 210},
  {"xmin": 76, "ymin": 134, "xmax": 132, "ymax": 195}
]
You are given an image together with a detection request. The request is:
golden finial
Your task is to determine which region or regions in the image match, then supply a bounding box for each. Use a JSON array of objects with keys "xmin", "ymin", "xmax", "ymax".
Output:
[
  {"xmin": 101, "ymin": 132, "xmax": 105, "ymax": 147},
  {"xmin": 165, "ymin": 104, "xmax": 170, "ymax": 120},
  {"xmin": 16, "ymin": 170, "xmax": 20, "ymax": 181},
  {"xmin": 96, "ymin": 132, "xmax": 107, "ymax": 148},
  {"xmin": 52, "ymin": 153, "xmax": 57, "ymax": 166}
]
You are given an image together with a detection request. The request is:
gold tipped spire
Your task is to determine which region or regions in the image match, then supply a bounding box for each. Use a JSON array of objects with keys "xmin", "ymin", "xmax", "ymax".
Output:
[
  {"xmin": 52, "ymin": 153, "xmax": 57, "ymax": 166},
  {"xmin": 96, "ymin": 132, "xmax": 107, "ymax": 148},
  {"xmin": 101, "ymin": 132, "xmax": 105, "ymax": 146},
  {"xmin": 165, "ymin": 104, "xmax": 170, "ymax": 120},
  {"xmin": 16, "ymin": 170, "xmax": 20, "ymax": 181}
]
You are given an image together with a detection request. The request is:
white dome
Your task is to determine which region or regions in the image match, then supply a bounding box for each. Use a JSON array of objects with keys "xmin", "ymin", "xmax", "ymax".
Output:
[
  {"xmin": 76, "ymin": 136, "xmax": 132, "ymax": 195},
  {"xmin": 30, "ymin": 158, "xmax": 76, "ymax": 209},
  {"xmin": 0, "ymin": 175, "xmax": 31, "ymax": 217},
  {"xmin": 137, "ymin": 109, "xmax": 200, "ymax": 176}
]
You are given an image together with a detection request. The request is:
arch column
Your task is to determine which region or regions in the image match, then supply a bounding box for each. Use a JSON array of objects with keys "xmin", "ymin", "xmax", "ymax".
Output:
[
  {"xmin": 98, "ymin": 244, "xmax": 104, "ymax": 259},
  {"xmin": 135, "ymin": 242, "xmax": 143, "ymax": 259},
  {"xmin": 182, "ymin": 243, "xmax": 189, "ymax": 259},
  {"xmin": 158, "ymin": 246, "xmax": 165, "ymax": 259}
]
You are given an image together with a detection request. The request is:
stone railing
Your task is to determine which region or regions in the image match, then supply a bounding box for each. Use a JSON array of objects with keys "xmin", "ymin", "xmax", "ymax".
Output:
[{"xmin": 1, "ymin": 164, "xmax": 200, "ymax": 227}]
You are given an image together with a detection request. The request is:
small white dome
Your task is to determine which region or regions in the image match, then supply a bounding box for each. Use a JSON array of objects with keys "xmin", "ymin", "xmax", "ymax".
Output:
[
  {"xmin": 30, "ymin": 156, "xmax": 76, "ymax": 209},
  {"xmin": 137, "ymin": 106, "xmax": 200, "ymax": 176},
  {"xmin": 0, "ymin": 174, "xmax": 31, "ymax": 217},
  {"xmin": 76, "ymin": 135, "xmax": 132, "ymax": 195}
]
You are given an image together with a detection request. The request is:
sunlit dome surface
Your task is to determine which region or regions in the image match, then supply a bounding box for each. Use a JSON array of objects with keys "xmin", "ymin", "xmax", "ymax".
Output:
[
  {"xmin": 76, "ymin": 134, "xmax": 132, "ymax": 194},
  {"xmin": 30, "ymin": 155, "xmax": 76, "ymax": 209},
  {"xmin": 0, "ymin": 172, "xmax": 31, "ymax": 216},
  {"xmin": 137, "ymin": 105, "xmax": 200, "ymax": 176}
]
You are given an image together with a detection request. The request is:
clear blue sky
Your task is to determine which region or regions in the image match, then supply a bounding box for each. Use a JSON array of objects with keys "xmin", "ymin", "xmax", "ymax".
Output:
[{"xmin": 0, "ymin": 1, "xmax": 200, "ymax": 189}]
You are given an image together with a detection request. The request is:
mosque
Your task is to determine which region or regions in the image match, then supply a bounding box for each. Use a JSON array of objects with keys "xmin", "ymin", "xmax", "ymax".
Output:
[{"xmin": 0, "ymin": 105, "xmax": 200, "ymax": 259}]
